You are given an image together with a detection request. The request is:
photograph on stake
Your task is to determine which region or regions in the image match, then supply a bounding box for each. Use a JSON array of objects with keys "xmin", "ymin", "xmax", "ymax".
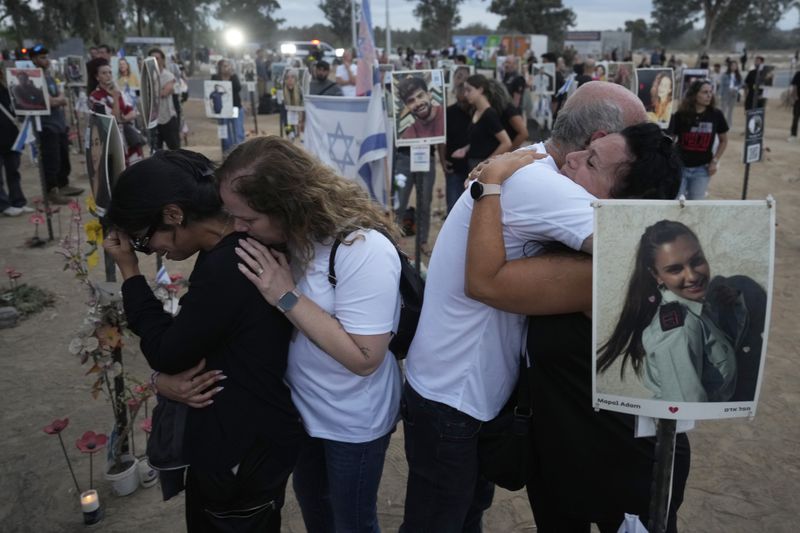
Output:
[
  {"xmin": 531, "ymin": 63, "xmax": 556, "ymax": 94},
  {"xmin": 391, "ymin": 69, "xmax": 446, "ymax": 147},
  {"xmin": 204, "ymin": 80, "xmax": 235, "ymax": 118},
  {"xmin": 592, "ymin": 200, "xmax": 774, "ymax": 421},
  {"xmin": 85, "ymin": 112, "xmax": 126, "ymax": 217},
  {"xmin": 637, "ymin": 68, "xmax": 674, "ymax": 129},
  {"xmin": 6, "ymin": 68, "xmax": 50, "ymax": 115},
  {"xmin": 65, "ymin": 55, "xmax": 87, "ymax": 87},
  {"xmin": 607, "ymin": 62, "xmax": 637, "ymax": 93},
  {"xmin": 110, "ymin": 56, "xmax": 141, "ymax": 93},
  {"xmin": 140, "ymin": 56, "xmax": 160, "ymax": 128},
  {"xmin": 680, "ymin": 69, "xmax": 709, "ymax": 99},
  {"xmin": 282, "ymin": 68, "xmax": 308, "ymax": 111}
]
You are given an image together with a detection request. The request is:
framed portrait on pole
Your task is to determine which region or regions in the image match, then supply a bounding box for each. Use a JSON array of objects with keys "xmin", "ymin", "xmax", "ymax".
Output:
[
  {"xmin": 6, "ymin": 68, "xmax": 50, "ymax": 116},
  {"xmin": 391, "ymin": 69, "xmax": 446, "ymax": 147}
]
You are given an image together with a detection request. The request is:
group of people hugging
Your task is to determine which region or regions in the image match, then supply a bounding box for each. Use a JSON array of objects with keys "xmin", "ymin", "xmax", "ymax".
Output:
[{"xmin": 103, "ymin": 80, "xmax": 761, "ymax": 532}]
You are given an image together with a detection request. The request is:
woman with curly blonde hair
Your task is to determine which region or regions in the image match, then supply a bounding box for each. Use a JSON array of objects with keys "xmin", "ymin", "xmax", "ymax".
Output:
[{"xmin": 217, "ymin": 135, "xmax": 403, "ymax": 532}]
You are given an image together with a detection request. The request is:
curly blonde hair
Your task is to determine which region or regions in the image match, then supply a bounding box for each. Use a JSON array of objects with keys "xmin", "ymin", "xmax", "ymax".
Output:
[{"xmin": 216, "ymin": 136, "xmax": 400, "ymax": 268}]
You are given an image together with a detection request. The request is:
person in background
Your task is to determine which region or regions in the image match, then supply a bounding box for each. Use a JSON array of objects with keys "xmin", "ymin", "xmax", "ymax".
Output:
[
  {"xmin": 743, "ymin": 56, "xmax": 767, "ymax": 112},
  {"xmin": 212, "ymin": 59, "xmax": 244, "ymax": 154},
  {"xmin": 335, "ymin": 49, "xmax": 358, "ymax": 97},
  {"xmin": 789, "ymin": 68, "xmax": 800, "ymax": 142},
  {"xmin": 710, "ymin": 63, "xmax": 722, "ymax": 94},
  {"xmin": 719, "ymin": 61, "xmax": 742, "ymax": 128},
  {"xmin": 502, "ymin": 56, "xmax": 526, "ymax": 109},
  {"xmin": 487, "ymin": 78, "xmax": 528, "ymax": 149},
  {"xmin": 668, "ymin": 80, "xmax": 728, "ymax": 199},
  {"xmin": 148, "ymin": 47, "xmax": 180, "ymax": 150},
  {"xmin": 95, "ymin": 44, "xmax": 112, "ymax": 62},
  {"xmin": 29, "ymin": 44, "xmax": 84, "ymax": 204},
  {"xmin": 438, "ymin": 83, "xmax": 471, "ymax": 214},
  {"xmin": 308, "ymin": 60, "xmax": 343, "ymax": 96},
  {"xmin": 0, "ymin": 68, "xmax": 33, "ymax": 216}
]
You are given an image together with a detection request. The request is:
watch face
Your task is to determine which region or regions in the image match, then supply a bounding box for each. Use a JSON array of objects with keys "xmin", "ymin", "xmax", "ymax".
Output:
[
  {"xmin": 470, "ymin": 180, "xmax": 483, "ymax": 200},
  {"xmin": 278, "ymin": 290, "xmax": 299, "ymax": 312}
]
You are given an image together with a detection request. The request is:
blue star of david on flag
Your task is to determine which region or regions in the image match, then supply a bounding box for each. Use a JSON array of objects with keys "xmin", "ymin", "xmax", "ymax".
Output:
[{"xmin": 327, "ymin": 122, "xmax": 356, "ymax": 173}]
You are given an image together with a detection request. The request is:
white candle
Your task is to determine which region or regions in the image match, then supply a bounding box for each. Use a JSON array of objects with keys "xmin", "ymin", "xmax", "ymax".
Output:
[{"xmin": 80, "ymin": 490, "xmax": 99, "ymax": 513}]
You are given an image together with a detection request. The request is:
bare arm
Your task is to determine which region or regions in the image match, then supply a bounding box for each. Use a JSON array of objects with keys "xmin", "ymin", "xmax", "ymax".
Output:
[
  {"xmin": 236, "ymin": 238, "xmax": 391, "ymax": 376},
  {"xmin": 465, "ymin": 153, "xmax": 593, "ymax": 315},
  {"xmin": 160, "ymin": 79, "xmax": 175, "ymax": 98},
  {"xmin": 489, "ymin": 130, "xmax": 512, "ymax": 158},
  {"xmin": 507, "ymin": 114, "xmax": 528, "ymax": 150}
]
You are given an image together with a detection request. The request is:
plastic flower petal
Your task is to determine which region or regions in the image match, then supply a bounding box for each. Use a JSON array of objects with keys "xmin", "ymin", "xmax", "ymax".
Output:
[
  {"xmin": 76, "ymin": 431, "xmax": 108, "ymax": 453},
  {"xmin": 29, "ymin": 214, "xmax": 45, "ymax": 225},
  {"xmin": 140, "ymin": 417, "xmax": 152, "ymax": 434},
  {"xmin": 43, "ymin": 418, "xmax": 70, "ymax": 435},
  {"xmin": 68, "ymin": 199, "xmax": 81, "ymax": 214},
  {"xmin": 95, "ymin": 325, "xmax": 122, "ymax": 349}
]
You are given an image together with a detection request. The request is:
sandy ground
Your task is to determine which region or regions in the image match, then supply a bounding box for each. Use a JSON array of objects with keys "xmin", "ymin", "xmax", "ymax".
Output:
[{"xmin": 0, "ymin": 90, "xmax": 798, "ymax": 533}]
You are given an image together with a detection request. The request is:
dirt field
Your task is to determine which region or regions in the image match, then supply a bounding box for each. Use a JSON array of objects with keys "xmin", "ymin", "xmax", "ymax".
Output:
[{"xmin": 0, "ymin": 88, "xmax": 798, "ymax": 532}]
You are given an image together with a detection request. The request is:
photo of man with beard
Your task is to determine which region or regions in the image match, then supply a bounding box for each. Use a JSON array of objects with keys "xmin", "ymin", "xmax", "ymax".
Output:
[{"xmin": 394, "ymin": 72, "xmax": 446, "ymax": 143}]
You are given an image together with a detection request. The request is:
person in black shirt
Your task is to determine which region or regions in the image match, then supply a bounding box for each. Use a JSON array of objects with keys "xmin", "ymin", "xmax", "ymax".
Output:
[
  {"xmin": 502, "ymin": 56, "xmax": 527, "ymax": 109},
  {"xmin": 788, "ymin": 70, "xmax": 799, "ymax": 141},
  {"xmin": 743, "ymin": 55, "xmax": 766, "ymax": 111},
  {"xmin": 668, "ymin": 80, "xmax": 729, "ymax": 199},
  {"xmin": 452, "ymin": 74, "xmax": 511, "ymax": 172},
  {"xmin": 103, "ymin": 150, "xmax": 304, "ymax": 532},
  {"xmin": 438, "ymin": 83, "xmax": 472, "ymax": 213}
]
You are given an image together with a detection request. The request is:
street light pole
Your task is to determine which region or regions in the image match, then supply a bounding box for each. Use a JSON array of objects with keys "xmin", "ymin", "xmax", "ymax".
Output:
[
  {"xmin": 351, "ymin": 1, "xmax": 358, "ymax": 51},
  {"xmin": 385, "ymin": 0, "xmax": 391, "ymax": 55}
]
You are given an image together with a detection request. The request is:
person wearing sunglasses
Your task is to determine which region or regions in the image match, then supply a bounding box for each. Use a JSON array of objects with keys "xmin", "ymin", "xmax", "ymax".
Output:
[{"xmin": 102, "ymin": 149, "xmax": 305, "ymax": 532}]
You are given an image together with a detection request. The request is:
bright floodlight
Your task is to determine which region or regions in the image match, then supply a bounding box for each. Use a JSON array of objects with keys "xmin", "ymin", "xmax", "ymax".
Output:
[
  {"xmin": 225, "ymin": 28, "xmax": 244, "ymax": 47},
  {"xmin": 335, "ymin": 48, "xmax": 345, "ymax": 58},
  {"xmin": 280, "ymin": 43, "xmax": 297, "ymax": 55}
]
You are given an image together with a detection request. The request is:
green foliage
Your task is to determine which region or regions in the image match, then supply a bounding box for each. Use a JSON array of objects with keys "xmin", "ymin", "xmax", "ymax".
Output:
[
  {"xmin": 0, "ymin": 284, "xmax": 56, "ymax": 318},
  {"xmin": 318, "ymin": 0, "xmax": 351, "ymax": 42},
  {"xmin": 488, "ymin": 0, "xmax": 575, "ymax": 43},
  {"xmin": 624, "ymin": 18, "xmax": 655, "ymax": 49},
  {"xmin": 410, "ymin": 1, "xmax": 464, "ymax": 47}
]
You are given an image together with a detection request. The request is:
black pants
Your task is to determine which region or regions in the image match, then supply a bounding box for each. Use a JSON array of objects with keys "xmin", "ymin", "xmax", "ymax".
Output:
[
  {"xmin": 791, "ymin": 99, "xmax": 799, "ymax": 137},
  {"xmin": 184, "ymin": 443, "xmax": 290, "ymax": 533},
  {"xmin": 0, "ymin": 150, "xmax": 25, "ymax": 210},
  {"xmin": 39, "ymin": 128, "xmax": 71, "ymax": 192},
  {"xmin": 156, "ymin": 116, "xmax": 181, "ymax": 150}
]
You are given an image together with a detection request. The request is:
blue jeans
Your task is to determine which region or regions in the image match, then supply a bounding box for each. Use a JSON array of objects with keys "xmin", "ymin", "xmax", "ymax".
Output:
[
  {"xmin": 677, "ymin": 165, "xmax": 711, "ymax": 200},
  {"xmin": 445, "ymin": 172, "xmax": 468, "ymax": 214},
  {"xmin": 394, "ymin": 151, "xmax": 435, "ymax": 244},
  {"xmin": 219, "ymin": 107, "xmax": 246, "ymax": 154},
  {"xmin": 400, "ymin": 383, "xmax": 494, "ymax": 533},
  {"xmin": 292, "ymin": 433, "xmax": 393, "ymax": 533}
]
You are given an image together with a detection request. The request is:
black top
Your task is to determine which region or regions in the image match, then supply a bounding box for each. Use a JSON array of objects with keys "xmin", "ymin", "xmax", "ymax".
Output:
[
  {"xmin": 467, "ymin": 107, "xmax": 504, "ymax": 161},
  {"xmin": 503, "ymin": 72, "xmax": 526, "ymax": 100},
  {"xmin": 668, "ymin": 107, "xmax": 729, "ymax": 168},
  {"xmin": 0, "ymin": 85, "xmax": 19, "ymax": 152},
  {"xmin": 500, "ymin": 103, "xmax": 522, "ymax": 145},
  {"xmin": 526, "ymin": 313, "xmax": 690, "ymax": 526},
  {"xmin": 792, "ymin": 71, "xmax": 800, "ymax": 92},
  {"xmin": 444, "ymin": 103, "xmax": 472, "ymax": 175},
  {"xmin": 123, "ymin": 231, "xmax": 304, "ymax": 471},
  {"xmin": 211, "ymin": 73, "xmax": 242, "ymax": 108}
]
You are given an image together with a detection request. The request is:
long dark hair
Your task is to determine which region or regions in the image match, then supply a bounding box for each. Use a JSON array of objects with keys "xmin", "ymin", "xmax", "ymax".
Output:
[
  {"xmin": 677, "ymin": 80, "xmax": 716, "ymax": 115},
  {"xmin": 597, "ymin": 220, "xmax": 702, "ymax": 377},
  {"xmin": 613, "ymin": 123, "xmax": 683, "ymax": 199},
  {"xmin": 106, "ymin": 149, "xmax": 220, "ymax": 234}
]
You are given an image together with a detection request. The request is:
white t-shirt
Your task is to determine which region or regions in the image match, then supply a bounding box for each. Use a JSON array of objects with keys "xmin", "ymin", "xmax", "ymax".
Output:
[
  {"xmin": 156, "ymin": 68, "xmax": 176, "ymax": 125},
  {"xmin": 286, "ymin": 229, "xmax": 402, "ymax": 442},
  {"xmin": 336, "ymin": 63, "xmax": 358, "ymax": 97},
  {"xmin": 404, "ymin": 143, "xmax": 595, "ymax": 421}
]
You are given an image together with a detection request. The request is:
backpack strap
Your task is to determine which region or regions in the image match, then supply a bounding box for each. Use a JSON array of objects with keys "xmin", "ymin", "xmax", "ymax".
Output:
[{"xmin": 328, "ymin": 238, "xmax": 343, "ymax": 288}]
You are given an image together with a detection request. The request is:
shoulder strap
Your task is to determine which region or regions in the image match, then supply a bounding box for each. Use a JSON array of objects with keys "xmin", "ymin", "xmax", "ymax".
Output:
[
  {"xmin": 0, "ymin": 101, "xmax": 16, "ymax": 124},
  {"xmin": 328, "ymin": 238, "xmax": 343, "ymax": 287}
]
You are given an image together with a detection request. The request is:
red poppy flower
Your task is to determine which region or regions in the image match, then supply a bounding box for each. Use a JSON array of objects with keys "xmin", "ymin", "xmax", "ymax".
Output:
[
  {"xmin": 29, "ymin": 214, "xmax": 45, "ymax": 225},
  {"xmin": 68, "ymin": 200, "xmax": 81, "ymax": 214},
  {"xmin": 5, "ymin": 267, "xmax": 21, "ymax": 279},
  {"xmin": 75, "ymin": 431, "xmax": 108, "ymax": 454},
  {"xmin": 140, "ymin": 417, "xmax": 152, "ymax": 434},
  {"xmin": 43, "ymin": 418, "xmax": 70, "ymax": 435},
  {"xmin": 127, "ymin": 398, "xmax": 142, "ymax": 411},
  {"xmin": 169, "ymin": 274, "xmax": 184, "ymax": 282}
]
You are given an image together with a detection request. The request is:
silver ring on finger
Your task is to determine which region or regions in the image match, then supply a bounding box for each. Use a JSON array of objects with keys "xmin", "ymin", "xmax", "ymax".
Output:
[{"xmin": 257, "ymin": 267, "xmax": 264, "ymax": 276}]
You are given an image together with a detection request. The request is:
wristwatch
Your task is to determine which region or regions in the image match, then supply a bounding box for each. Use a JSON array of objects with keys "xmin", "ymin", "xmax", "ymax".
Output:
[
  {"xmin": 276, "ymin": 288, "xmax": 301, "ymax": 313},
  {"xmin": 470, "ymin": 181, "xmax": 502, "ymax": 201}
]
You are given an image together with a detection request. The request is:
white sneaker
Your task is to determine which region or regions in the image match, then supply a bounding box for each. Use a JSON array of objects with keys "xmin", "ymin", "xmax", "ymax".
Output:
[
  {"xmin": 19, "ymin": 205, "xmax": 35, "ymax": 213},
  {"xmin": 788, "ymin": 136, "xmax": 798, "ymax": 143},
  {"xmin": 2, "ymin": 206, "xmax": 23, "ymax": 217}
]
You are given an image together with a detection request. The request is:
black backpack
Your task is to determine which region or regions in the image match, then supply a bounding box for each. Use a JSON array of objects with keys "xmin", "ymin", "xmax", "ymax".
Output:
[{"xmin": 328, "ymin": 232, "xmax": 424, "ymax": 360}]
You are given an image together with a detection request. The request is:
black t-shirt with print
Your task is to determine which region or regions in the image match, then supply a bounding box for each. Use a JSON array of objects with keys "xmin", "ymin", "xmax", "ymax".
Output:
[{"xmin": 668, "ymin": 107, "xmax": 729, "ymax": 168}]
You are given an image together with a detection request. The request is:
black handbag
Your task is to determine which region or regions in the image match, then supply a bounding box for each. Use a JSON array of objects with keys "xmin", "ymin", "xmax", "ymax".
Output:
[
  {"xmin": 477, "ymin": 351, "xmax": 532, "ymax": 491},
  {"xmin": 123, "ymin": 122, "xmax": 147, "ymax": 148}
]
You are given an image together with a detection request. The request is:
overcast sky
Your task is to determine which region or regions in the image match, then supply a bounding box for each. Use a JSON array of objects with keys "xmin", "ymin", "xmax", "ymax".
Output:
[{"xmin": 277, "ymin": 0, "xmax": 798, "ymax": 32}]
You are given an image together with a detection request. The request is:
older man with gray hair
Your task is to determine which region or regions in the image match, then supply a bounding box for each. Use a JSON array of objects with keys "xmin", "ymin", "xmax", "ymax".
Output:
[{"xmin": 400, "ymin": 82, "xmax": 648, "ymax": 531}]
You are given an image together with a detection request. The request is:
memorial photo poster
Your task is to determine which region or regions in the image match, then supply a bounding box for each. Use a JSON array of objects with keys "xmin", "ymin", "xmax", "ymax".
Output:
[
  {"xmin": 111, "ymin": 56, "xmax": 141, "ymax": 92},
  {"xmin": 239, "ymin": 59, "xmax": 257, "ymax": 83},
  {"xmin": 637, "ymin": 68, "xmax": 674, "ymax": 129},
  {"xmin": 532, "ymin": 63, "xmax": 556, "ymax": 95},
  {"xmin": 378, "ymin": 64, "xmax": 395, "ymax": 117},
  {"xmin": 6, "ymin": 68, "xmax": 50, "ymax": 116},
  {"xmin": 204, "ymin": 80, "xmax": 235, "ymax": 118},
  {"xmin": 283, "ymin": 68, "xmax": 308, "ymax": 111},
  {"xmin": 680, "ymin": 68, "xmax": 709, "ymax": 99},
  {"xmin": 391, "ymin": 69, "xmax": 446, "ymax": 147},
  {"xmin": 65, "ymin": 56, "xmax": 87, "ymax": 87},
  {"xmin": 86, "ymin": 112, "xmax": 125, "ymax": 217},
  {"xmin": 140, "ymin": 57, "xmax": 160, "ymax": 128},
  {"xmin": 607, "ymin": 62, "xmax": 637, "ymax": 94},
  {"xmin": 592, "ymin": 200, "xmax": 775, "ymax": 421}
]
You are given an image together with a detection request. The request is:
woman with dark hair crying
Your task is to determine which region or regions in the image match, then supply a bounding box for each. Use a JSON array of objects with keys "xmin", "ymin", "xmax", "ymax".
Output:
[{"xmin": 103, "ymin": 149, "xmax": 305, "ymax": 532}]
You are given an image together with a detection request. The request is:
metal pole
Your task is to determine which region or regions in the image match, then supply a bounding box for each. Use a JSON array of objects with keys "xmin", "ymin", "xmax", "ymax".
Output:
[
  {"xmin": 648, "ymin": 418, "xmax": 677, "ymax": 533},
  {"xmin": 33, "ymin": 124, "xmax": 55, "ymax": 242},
  {"xmin": 385, "ymin": 0, "xmax": 391, "ymax": 55},
  {"xmin": 741, "ymin": 162, "xmax": 751, "ymax": 200},
  {"xmin": 413, "ymin": 171, "xmax": 422, "ymax": 276},
  {"xmin": 250, "ymin": 89, "xmax": 259, "ymax": 135},
  {"xmin": 351, "ymin": 1, "xmax": 358, "ymax": 52}
]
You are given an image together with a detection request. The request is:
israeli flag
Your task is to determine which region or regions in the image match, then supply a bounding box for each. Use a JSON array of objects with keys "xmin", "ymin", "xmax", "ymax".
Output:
[
  {"xmin": 305, "ymin": 87, "xmax": 389, "ymax": 206},
  {"xmin": 12, "ymin": 116, "xmax": 34, "ymax": 153},
  {"xmin": 155, "ymin": 264, "xmax": 171, "ymax": 286}
]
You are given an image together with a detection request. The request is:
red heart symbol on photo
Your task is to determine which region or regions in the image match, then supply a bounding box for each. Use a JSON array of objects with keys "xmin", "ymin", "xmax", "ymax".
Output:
[{"xmin": 668, "ymin": 406, "xmax": 679, "ymax": 413}]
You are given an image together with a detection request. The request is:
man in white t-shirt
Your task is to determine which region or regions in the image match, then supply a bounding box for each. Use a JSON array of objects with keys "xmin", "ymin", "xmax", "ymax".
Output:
[
  {"xmin": 400, "ymin": 82, "xmax": 649, "ymax": 531},
  {"xmin": 335, "ymin": 49, "xmax": 358, "ymax": 97},
  {"xmin": 148, "ymin": 48, "xmax": 180, "ymax": 149}
]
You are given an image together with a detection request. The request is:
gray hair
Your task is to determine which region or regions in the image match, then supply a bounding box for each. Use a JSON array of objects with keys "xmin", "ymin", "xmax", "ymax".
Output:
[{"xmin": 551, "ymin": 99, "xmax": 624, "ymax": 153}]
